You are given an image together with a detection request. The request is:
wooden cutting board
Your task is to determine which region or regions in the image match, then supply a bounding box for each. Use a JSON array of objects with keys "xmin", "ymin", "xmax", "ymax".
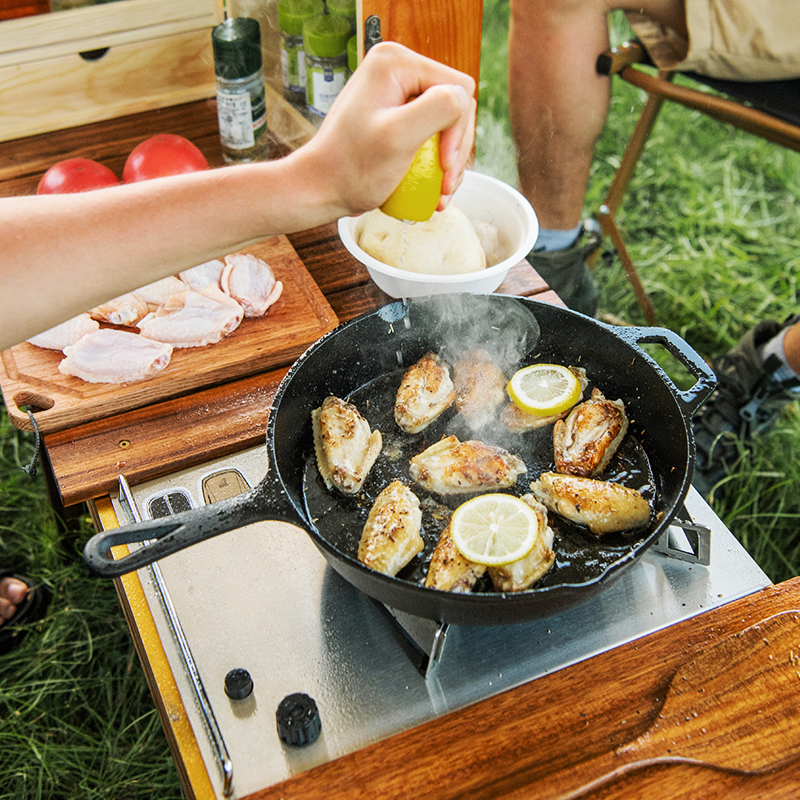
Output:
[{"xmin": 0, "ymin": 235, "xmax": 338, "ymax": 433}]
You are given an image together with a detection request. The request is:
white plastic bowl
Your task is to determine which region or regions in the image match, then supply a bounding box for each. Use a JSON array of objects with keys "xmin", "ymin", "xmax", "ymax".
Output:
[{"xmin": 337, "ymin": 170, "xmax": 539, "ymax": 298}]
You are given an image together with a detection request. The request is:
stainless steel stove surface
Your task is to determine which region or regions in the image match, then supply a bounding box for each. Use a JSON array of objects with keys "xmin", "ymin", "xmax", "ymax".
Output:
[{"xmin": 110, "ymin": 445, "xmax": 770, "ymax": 799}]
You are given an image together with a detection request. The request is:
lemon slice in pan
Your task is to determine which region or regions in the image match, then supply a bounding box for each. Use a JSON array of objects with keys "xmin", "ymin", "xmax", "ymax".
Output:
[
  {"xmin": 450, "ymin": 494, "xmax": 540, "ymax": 567},
  {"xmin": 507, "ymin": 363, "xmax": 582, "ymax": 416}
]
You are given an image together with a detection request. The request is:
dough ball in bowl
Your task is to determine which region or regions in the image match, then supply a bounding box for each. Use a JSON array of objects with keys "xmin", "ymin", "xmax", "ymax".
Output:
[{"xmin": 358, "ymin": 204, "xmax": 486, "ymax": 275}]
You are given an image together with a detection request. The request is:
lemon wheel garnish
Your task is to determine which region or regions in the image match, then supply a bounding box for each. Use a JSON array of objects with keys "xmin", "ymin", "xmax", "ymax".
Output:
[
  {"xmin": 450, "ymin": 494, "xmax": 540, "ymax": 567},
  {"xmin": 507, "ymin": 363, "xmax": 582, "ymax": 417},
  {"xmin": 380, "ymin": 133, "xmax": 443, "ymax": 223}
]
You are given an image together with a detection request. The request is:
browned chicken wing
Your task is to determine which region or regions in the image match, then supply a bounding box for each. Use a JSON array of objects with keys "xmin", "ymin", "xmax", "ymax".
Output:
[
  {"xmin": 529, "ymin": 472, "xmax": 651, "ymax": 536},
  {"xmin": 425, "ymin": 524, "xmax": 486, "ymax": 592},
  {"xmin": 454, "ymin": 349, "xmax": 506, "ymax": 431},
  {"xmin": 358, "ymin": 480, "xmax": 424, "ymax": 576},
  {"xmin": 553, "ymin": 387, "xmax": 628, "ymax": 476},
  {"xmin": 395, "ymin": 351, "xmax": 456, "ymax": 434},
  {"xmin": 312, "ymin": 395, "xmax": 382, "ymax": 494},
  {"xmin": 487, "ymin": 495, "xmax": 555, "ymax": 591},
  {"xmin": 409, "ymin": 435, "xmax": 526, "ymax": 495}
]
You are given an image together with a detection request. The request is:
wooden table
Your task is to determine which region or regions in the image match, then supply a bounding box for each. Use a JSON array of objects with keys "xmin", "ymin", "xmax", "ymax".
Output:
[{"xmin": 2, "ymin": 98, "xmax": 800, "ymax": 800}]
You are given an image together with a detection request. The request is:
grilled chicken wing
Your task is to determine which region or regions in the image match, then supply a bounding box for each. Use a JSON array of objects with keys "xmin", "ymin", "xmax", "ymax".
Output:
[
  {"xmin": 487, "ymin": 495, "xmax": 555, "ymax": 592},
  {"xmin": 529, "ymin": 472, "xmax": 650, "ymax": 536},
  {"xmin": 395, "ymin": 351, "xmax": 456, "ymax": 434},
  {"xmin": 501, "ymin": 367, "xmax": 588, "ymax": 432},
  {"xmin": 409, "ymin": 435, "xmax": 526, "ymax": 495},
  {"xmin": 425, "ymin": 524, "xmax": 486, "ymax": 592},
  {"xmin": 454, "ymin": 349, "xmax": 506, "ymax": 431},
  {"xmin": 553, "ymin": 387, "xmax": 628, "ymax": 476},
  {"xmin": 358, "ymin": 480, "xmax": 424, "ymax": 576},
  {"xmin": 312, "ymin": 396, "xmax": 382, "ymax": 494}
]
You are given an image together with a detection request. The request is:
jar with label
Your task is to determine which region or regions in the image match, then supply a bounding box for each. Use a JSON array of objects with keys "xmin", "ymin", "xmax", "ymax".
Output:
[
  {"xmin": 277, "ymin": 0, "xmax": 324, "ymax": 106},
  {"xmin": 303, "ymin": 14, "xmax": 351, "ymax": 117},
  {"xmin": 212, "ymin": 17, "xmax": 270, "ymax": 163}
]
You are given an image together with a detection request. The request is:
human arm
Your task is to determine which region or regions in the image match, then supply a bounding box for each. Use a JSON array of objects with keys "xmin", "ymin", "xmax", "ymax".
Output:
[{"xmin": 0, "ymin": 42, "xmax": 475, "ymax": 350}]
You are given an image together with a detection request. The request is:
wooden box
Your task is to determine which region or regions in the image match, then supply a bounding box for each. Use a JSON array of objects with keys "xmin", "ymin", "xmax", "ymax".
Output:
[{"xmin": 0, "ymin": 0, "xmax": 224, "ymax": 142}]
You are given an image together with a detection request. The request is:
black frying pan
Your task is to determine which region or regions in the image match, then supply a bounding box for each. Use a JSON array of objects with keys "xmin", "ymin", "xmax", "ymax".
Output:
[{"xmin": 84, "ymin": 295, "xmax": 715, "ymax": 625}]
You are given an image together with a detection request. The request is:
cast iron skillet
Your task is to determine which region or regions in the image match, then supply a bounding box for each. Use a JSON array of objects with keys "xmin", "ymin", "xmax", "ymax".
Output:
[{"xmin": 84, "ymin": 295, "xmax": 715, "ymax": 625}]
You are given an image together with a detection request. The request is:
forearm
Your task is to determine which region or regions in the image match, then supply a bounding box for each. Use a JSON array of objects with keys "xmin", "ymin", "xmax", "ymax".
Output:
[{"xmin": 1, "ymin": 151, "xmax": 335, "ymax": 349}]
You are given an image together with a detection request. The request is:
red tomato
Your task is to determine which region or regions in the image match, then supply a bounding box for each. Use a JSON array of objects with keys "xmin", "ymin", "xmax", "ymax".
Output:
[
  {"xmin": 123, "ymin": 134, "xmax": 209, "ymax": 182},
  {"xmin": 36, "ymin": 158, "xmax": 120, "ymax": 194}
]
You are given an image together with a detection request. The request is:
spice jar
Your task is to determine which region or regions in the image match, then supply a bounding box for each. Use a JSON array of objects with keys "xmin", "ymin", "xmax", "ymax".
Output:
[
  {"xmin": 212, "ymin": 17, "xmax": 270, "ymax": 164},
  {"xmin": 277, "ymin": 0, "xmax": 324, "ymax": 106},
  {"xmin": 303, "ymin": 13, "xmax": 351, "ymax": 117},
  {"xmin": 326, "ymin": 0, "xmax": 356, "ymax": 35},
  {"xmin": 347, "ymin": 34, "xmax": 357, "ymax": 80}
]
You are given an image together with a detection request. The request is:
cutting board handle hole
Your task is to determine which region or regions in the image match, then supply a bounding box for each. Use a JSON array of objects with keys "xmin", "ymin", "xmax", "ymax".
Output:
[{"xmin": 14, "ymin": 392, "xmax": 54, "ymax": 414}]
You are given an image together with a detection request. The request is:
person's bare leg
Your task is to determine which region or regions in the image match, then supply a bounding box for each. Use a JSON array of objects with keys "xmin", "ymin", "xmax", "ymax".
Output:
[{"xmin": 508, "ymin": 0, "xmax": 688, "ymax": 232}]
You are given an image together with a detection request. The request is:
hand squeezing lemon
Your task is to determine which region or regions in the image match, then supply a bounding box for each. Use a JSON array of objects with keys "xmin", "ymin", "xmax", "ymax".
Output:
[{"xmin": 380, "ymin": 133, "xmax": 443, "ymax": 222}]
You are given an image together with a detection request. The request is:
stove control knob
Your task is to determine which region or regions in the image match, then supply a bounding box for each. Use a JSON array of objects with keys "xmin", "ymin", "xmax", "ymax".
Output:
[
  {"xmin": 224, "ymin": 668, "xmax": 253, "ymax": 700},
  {"xmin": 276, "ymin": 693, "xmax": 321, "ymax": 746}
]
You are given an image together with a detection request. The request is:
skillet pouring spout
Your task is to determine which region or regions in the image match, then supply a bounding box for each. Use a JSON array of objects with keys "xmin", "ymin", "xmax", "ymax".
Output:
[{"xmin": 83, "ymin": 467, "xmax": 303, "ymax": 578}]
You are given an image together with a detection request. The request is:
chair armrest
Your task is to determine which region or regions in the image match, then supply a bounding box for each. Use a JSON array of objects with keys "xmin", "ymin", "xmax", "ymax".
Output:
[{"xmin": 596, "ymin": 40, "xmax": 646, "ymax": 76}]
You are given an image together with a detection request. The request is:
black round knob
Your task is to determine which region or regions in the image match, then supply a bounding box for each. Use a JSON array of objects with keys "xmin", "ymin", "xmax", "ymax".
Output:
[
  {"xmin": 224, "ymin": 668, "xmax": 253, "ymax": 700},
  {"xmin": 276, "ymin": 693, "xmax": 321, "ymax": 746}
]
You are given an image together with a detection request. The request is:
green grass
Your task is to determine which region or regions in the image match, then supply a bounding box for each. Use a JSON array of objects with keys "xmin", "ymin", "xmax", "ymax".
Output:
[{"xmin": 0, "ymin": 3, "xmax": 798, "ymax": 796}]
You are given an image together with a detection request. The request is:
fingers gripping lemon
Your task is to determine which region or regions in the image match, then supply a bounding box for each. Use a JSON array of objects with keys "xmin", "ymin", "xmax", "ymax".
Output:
[
  {"xmin": 450, "ymin": 494, "xmax": 541, "ymax": 567},
  {"xmin": 507, "ymin": 363, "xmax": 582, "ymax": 417},
  {"xmin": 380, "ymin": 133, "xmax": 443, "ymax": 222}
]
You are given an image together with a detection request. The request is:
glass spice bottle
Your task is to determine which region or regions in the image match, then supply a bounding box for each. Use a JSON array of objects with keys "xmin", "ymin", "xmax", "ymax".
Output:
[
  {"xmin": 303, "ymin": 13, "xmax": 351, "ymax": 117},
  {"xmin": 277, "ymin": 0, "xmax": 324, "ymax": 107},
  {"xmin": 212, "ymin": 17, "xmax": 270, "ymax": 164}
]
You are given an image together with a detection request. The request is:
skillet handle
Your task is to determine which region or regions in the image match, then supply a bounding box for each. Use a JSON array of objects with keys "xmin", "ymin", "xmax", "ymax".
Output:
[
  {"xmin": 624, "ymin": 326, "xmax": 716, "ymax": 417},
  {"xmin": 83, "ymin": 468, "xmax": 303, "ymax": 578}
]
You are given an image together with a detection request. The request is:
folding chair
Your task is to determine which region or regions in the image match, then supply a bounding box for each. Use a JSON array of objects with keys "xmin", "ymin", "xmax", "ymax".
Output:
[{"xmin": 594, "ymin": 41, "xmax": 800, "ymax": 325}]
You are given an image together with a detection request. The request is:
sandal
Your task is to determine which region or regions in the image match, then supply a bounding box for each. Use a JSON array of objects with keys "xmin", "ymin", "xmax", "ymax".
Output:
[{"xmin": 0, "ymin": 572, "xmax": 51, "ymax": 655}]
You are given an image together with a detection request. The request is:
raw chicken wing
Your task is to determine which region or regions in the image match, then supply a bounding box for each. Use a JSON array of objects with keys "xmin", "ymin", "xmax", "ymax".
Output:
[
  {"xmin": 358, "ymin": 480, "xmax": 424, "ymax": 576},
  {"xmin": 487, "ymin": 495, "xmax": 555, "ymax": 592},
  {"xmin": 179, "ymin": 260, "xmax": 225, "ymax": 293},
  {"xmin": 529, "ymin": 472, "xmax": 650, "ymax": 536},
  {"xmin": 409, "ymin": 435, "xmax": 526, "ymax": 495},
  {"xmin": 89, "ymin": 292, "xmax": 150, "ymax": 326},
  {"xmin": 132, "ymin": 276, "xmax": 187, "ymax": 309},
  {"xmin": 27, "ymin": 313, "xmax": 99, "ymax": 350},
  {"xmin": 312, "ymin": 396, "xmax": 382, "ymax": 494},
  {"xmin": 425, "ymin": 524, "xmax": 486, "ymax": 592},
  {"xmin": 221, "ymin": 253, "xmax": 283, "ymax": 317},
  {"xmin": 58, "ymin": 329, "xmax": 172, "ymax": 384},
  {"xmin": 553, "ymin": 387, "xmax": 628, "ymax": 476},
  {"xmin": 454, "ymin": 349, "xmax": 506, "ymax": 431},
  {"xmin": 395, "ymin": 351, "xmax": 456, "ymax": 434},
  {"xmin": 136, "ymin": 288, "xmax": 244, "ymax": 348}
]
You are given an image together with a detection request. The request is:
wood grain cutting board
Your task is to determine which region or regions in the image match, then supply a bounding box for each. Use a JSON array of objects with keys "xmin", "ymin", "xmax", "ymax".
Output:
[{"xmin": 0, "ymin": 235, "xmax": 338, "ymax": 434}]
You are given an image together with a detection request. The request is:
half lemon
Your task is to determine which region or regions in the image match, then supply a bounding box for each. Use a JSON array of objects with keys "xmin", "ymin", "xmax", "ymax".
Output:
[
  {"xmin": 380, "ymin": 133, "xmax": 443, "ymax": 222},
  {"xmin": 507, "ymin": 363, "xmax": 582, "ymax": 416},
  {"xmin": 450, "ymin": 494, "xmax": 540, "ymax": 567}
]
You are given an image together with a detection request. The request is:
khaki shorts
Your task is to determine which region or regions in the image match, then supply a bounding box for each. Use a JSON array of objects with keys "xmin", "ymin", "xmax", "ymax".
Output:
[{"xmin": 627, "ymin": 0, "xmax": 800, "ymax": 80}]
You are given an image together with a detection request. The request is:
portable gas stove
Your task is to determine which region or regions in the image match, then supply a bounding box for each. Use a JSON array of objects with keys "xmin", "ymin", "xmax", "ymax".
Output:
[{"xmin": 109, "ymin": 444, "xmax": 770, "ymax": 799}]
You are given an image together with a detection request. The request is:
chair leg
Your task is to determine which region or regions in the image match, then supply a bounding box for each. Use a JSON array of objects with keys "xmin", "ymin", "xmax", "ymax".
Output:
[
  {"xmin": 597, "ymin": 204, "xmax": 657, "ymax": 326},
  {"xmin": 590, "ymin": 73, "xmax": 671, "ymax": 325}
]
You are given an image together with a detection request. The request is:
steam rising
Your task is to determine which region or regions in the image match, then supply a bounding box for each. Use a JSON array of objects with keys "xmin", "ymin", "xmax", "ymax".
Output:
[{"xmin": 409, "ymin": 294, "xmax": 541, "ymax": 373}]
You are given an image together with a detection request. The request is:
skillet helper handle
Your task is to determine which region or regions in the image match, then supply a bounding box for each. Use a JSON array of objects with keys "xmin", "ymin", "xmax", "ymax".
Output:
[{"xmin": 625, "ymin": 326, "xmax": 716, "ymax": 417}]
